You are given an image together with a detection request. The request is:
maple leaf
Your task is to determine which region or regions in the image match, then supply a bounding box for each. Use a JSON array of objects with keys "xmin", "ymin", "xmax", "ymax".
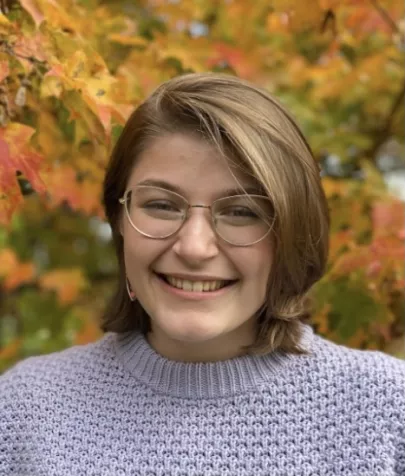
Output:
[
  {"xmin": 372, "ymin": 200, "xmax": 404, "ymax": 236},
  {"xmin": 207, "ymin": 42, "xmax": 261, "ymax": 79},
  {"xmin": 0, "ymin": 248, "xmax": 18, "ymax": 276},
  {"xmin": 0, "ymin": 60, "xmax": 9, "ymax": 83},
  {"xmin": 0, "ymin": 11, "xmax": 14, "ymax": 34},
  {"xmin": 19, "ymin": 0, "xmax": 44, "ymax": 27},
  {"xmin": 0, "ymin": 248, "xmax": 35, "ymax": 289},
  {"xmin": 20, "ymin": 0, "xmax": 78, "ymax": 31},
  {"xmin": 271, "ymin": 0, "xmax": 325, "ymax": 30},
  {"xmin": 43, "ymin": 164, "xmax": 103, "ymax": 216},
  {"xmin": 0, "ymin": 123, "xmax": 46, "ymax": 225},
  {"xmin": 43, "ymin": 51, "xmax": 125, "ymax": 136},
  {"xmin": 4, "ymin": 262, "xmax": 35, "ymax": 290},
  {"xmin": 39, "ymin": 268, "xmax": 89, "ymax": 305}
]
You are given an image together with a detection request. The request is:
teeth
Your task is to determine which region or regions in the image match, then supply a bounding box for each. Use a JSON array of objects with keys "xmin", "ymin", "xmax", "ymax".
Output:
[{"xmin": 165, "ymin": 275, "xmax": 228, "ymax": 292}]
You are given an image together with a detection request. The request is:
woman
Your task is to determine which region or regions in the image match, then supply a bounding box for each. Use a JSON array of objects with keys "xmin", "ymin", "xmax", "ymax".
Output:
[{"xmin": 1, "ymin": 73, "xmax": 404, "ymax": 476}]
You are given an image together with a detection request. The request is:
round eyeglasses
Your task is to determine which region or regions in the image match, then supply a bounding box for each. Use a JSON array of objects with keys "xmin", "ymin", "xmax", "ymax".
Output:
[{"xmin": 119, "ymin": 185, "xmax": 275, "ymax": 247}]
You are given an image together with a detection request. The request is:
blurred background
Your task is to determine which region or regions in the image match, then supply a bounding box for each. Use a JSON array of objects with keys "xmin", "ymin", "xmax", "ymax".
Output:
[{"xmin": 0, "ymin": 0, "xmax": 404, "ymax": 372}]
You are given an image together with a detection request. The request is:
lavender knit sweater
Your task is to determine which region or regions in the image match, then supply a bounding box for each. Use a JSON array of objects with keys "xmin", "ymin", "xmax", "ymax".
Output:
[{"xmin": 1, "ymin": 324, "xmax": 404, "ymax": 476}]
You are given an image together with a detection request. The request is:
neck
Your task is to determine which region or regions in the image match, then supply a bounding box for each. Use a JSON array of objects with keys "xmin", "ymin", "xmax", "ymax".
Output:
[
  {"xmin": 113, "ymin": 323, "xmax": 315, "ymax": 398},
  {"xmin": 147, "ymin": 319, "xmax": 256, "ymax": 363}
]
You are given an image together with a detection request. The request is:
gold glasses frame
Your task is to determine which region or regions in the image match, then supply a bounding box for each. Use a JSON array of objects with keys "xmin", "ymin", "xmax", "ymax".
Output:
[{"xmin": 119, "ymin": 185, "xmax": 274, "ymax": 247}]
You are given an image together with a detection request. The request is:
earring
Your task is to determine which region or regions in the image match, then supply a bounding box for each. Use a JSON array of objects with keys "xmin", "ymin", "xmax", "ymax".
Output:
[{"xmin": 126, "ymin": 277, "xmax": 136, "ymax": 301}]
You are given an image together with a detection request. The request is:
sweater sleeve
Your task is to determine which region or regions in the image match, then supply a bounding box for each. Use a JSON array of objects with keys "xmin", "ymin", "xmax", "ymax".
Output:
[{"xmin": 392, "ymin": 358, "xmax": 405, "ymax": 475}]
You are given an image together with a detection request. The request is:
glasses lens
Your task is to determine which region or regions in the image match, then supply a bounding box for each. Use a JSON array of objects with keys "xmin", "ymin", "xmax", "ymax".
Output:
[
  {"xmin": 126, "ymin": 186, "xmax": 187, "ymax": 238},
  {"xmin": 213, "ymin": 195, "xmax": 274, "ymax": 245}
]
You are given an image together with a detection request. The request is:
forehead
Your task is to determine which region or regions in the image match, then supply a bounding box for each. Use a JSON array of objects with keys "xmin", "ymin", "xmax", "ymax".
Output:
[{"xmin": 126, "ymin": 133, "xmax": 261, "ymax": 197}]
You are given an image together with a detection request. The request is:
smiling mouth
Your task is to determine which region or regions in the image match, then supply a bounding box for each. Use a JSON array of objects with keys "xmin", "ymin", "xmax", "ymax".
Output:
[{"xmin": 156, "ymin": 273, "xmax": 237, "ymax": 292}]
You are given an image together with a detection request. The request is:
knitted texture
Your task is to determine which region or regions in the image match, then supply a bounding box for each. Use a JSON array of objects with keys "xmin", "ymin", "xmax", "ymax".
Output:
[{"xmin": 1, "ymin": 324, "xmax": 404, "ymax": 476}]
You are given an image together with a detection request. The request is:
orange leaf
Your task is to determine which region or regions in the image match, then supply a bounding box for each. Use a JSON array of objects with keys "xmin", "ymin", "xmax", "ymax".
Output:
[
  {"xmin": 328, "ymin": 229, "xmax": 354, "ymax": 261},
  {"xmin": 371, "ymin": 235, "xmax": 405, "ymax": 260},
  {"xmin": 330, "ymin": 246, "xmax": 373, "ymax": 276},
  {"xmin": 0, "ymin": 123, "xmax": 46, "ymax": 224},
  {"xmin": 74, "ymin": 319, "xmax": 102, "ymax": 345},
  {"xmin": 0, "ymin": 60, "xmax": 9, "ymax": 83},
  {"xmin": 0, "ymin": 338, "xmax": 22, "ymax": 360},
  {"xmin": 0, "ymin": 190, "xmax": 23, "ymax": 226},
  {"xmin": 43, "ymin": 165, "xmax": 103, "ymax": 215},
  {"xmin": 271, "ymin": 0, "xmax": 325, "ymax": 30},
  {"xmin": 207, "ymin": 43, "xmax": 260, "ymax": 80},
  {"xmin": 0, "ymin": 123, "xmax": 46, "ymax": 191},
  {"xmin": 0, "ymin": 248, "xmax": 35, "ymax": 290},
  {"xmin": 0, "ymin": 248, "xmax": 18, "ymax": 277},
  {"xmin": 372, "ymin": 200, "xmax": 404, "ymax": 237},
  {"xmin": 4, "ymin": 262, "xmax": 35, "ymax": 290},
  {"xmin": 39, "ymin": 268, "xmax": 89, "ymax": 305}
]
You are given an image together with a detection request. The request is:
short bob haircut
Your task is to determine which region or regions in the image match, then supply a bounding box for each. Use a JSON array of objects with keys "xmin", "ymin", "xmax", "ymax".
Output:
[{"xmin": 102, "ymin": 72, "xmax": 330, "ymax": 356}]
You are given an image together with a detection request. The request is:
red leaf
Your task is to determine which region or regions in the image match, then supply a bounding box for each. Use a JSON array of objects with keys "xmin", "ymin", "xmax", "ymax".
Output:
[
  {"xmin": 0, "ymin": 60, "xmax": 9, "ymax": 83},
  {"xmin": 372, "ymin": 201, "xmax": 404, "ymax": 236},
  {"xmin": 0, "ymin": 123, "xmax": 45, "ymax": 224}
]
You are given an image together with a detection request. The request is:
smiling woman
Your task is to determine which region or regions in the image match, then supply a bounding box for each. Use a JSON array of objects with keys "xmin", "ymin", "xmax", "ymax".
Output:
[
  {"xmin": 103, "ymin": 73, "xmax": 330, "ymax": 360},
  {"xmin": 1, "ymin": 73, "xmax": 405, "ymax": 476}
]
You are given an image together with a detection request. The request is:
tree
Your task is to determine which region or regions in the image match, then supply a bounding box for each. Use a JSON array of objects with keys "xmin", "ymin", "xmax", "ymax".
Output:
[{"xmin": 0, "ymin": 0, "xmax": 404, "ymax": 371}]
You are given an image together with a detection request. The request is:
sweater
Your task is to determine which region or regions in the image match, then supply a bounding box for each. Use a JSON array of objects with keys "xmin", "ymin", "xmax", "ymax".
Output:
[{"xmin": 1, "ymin": 324, "xmax": 404, "ymax": 476}]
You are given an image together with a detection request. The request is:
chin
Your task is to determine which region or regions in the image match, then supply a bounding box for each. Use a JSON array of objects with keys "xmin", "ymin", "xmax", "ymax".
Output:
[{"xmin": 154, "ymin": 315, "xmax": 226, "ymax": 344}]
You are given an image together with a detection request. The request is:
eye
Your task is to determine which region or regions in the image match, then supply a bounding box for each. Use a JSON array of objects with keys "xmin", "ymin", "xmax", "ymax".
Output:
[
  {"xmin": 143, "ymin": 200, "xmax": 180, "ymax": 212},
  {"xmin": 221, "ymin": 206, "xmax": 258, "ymax": 218}
]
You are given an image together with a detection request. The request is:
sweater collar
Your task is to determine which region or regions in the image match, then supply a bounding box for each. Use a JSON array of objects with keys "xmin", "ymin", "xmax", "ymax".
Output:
[{"xmin": 113, "ymin": 324, "xmax": 315, "ymax": 398}]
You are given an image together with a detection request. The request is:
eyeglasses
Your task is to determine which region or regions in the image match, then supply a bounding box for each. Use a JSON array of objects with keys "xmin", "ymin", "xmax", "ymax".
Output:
[{"xmin": 119, "ymin": 185, "xmax": 275, "ymax": 247}]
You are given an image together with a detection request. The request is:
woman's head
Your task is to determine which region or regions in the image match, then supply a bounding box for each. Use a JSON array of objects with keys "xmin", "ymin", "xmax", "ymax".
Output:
[{"xmin": 102, "ymin": 72, "xmax": 330, "ymax": 358}]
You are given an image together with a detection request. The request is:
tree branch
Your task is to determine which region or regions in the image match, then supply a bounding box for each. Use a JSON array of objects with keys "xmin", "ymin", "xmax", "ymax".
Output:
[
  {"xmin": 366, "ymin": 81, "xmax": 405, "ymax": 159},
  {"xmin": 370, "ymin": 0, "xmax": 400, "ymax": 33}
]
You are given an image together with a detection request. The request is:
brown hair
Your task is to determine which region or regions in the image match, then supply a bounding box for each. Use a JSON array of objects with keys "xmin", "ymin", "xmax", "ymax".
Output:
[{"xmin": 101, "ymin": 72, "xmax": 330, "ymax": 355}]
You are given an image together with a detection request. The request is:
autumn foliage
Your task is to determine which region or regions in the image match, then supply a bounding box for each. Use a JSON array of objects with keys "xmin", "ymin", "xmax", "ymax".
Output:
[{"xmin": 0, "ymin": 0, "xmax": 404, "ymax": 371}]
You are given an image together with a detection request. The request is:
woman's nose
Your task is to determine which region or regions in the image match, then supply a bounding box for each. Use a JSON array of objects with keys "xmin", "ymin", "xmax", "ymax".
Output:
[{"xmin": 172, "ymin": 208, "xmax": 219, "ymax": 263}]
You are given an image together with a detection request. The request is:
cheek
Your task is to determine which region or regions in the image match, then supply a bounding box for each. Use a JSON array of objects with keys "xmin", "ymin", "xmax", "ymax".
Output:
[
  {"xmin": 122, "ymin": 227, "xmax": 169, "ymax": 274},
  {"xmin": 122, "ymin": 228, "xmax": 146, "ymax": 271},
  {"xmin": 240, "ymin": 243, "xmax": 273, "ymax": 292}
]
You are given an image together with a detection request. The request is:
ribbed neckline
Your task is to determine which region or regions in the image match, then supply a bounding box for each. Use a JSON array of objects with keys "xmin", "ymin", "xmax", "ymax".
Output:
[{"xmin": 113, "ymin": 324, "xmax": 315, "ymax": 398}]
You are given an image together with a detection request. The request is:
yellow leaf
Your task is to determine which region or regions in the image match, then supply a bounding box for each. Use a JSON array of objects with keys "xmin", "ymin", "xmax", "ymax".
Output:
[
  {"xmin": 107, "ymin": 34, "xmax": 148, "ymax": 47},
  {"xmin": 271, "ymin": 0, "xmax": 325, "ymax": 31},
  {"xmin": 266, "ymin": 13, "xmax": 290, "ymax": 34},
  {"xmin": 0, "ymin": 13, "xmax": 14, "ymax": 34},
  {"xmin": 19, "ymin": 0, "xmax": 44, "ymax": 27},
  {"xmin": 321, "ymin": 177, "xmax": 347, "ymax": 198},
  {"xmin": 39, "ymin": 268, "xmax": 89, "ymax": 305},
  {"xmin": 40, "ymin": 75, "xmax": 64, "ymax": 98},
  {"xmin": 37, "ymin": 0, "xmax": 78, "ymax": 31}
]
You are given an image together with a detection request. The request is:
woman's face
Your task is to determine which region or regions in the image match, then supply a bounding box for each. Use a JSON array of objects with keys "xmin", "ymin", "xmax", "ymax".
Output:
[{"xmin": 121, "ymin": 133, "xmax": 273, "ymax": 362}]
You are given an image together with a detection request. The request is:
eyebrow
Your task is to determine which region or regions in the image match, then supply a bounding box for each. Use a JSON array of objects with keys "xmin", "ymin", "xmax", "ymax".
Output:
[{"xmin": 136, "ymin": 179, "xmax": 264, "ymax": 197}]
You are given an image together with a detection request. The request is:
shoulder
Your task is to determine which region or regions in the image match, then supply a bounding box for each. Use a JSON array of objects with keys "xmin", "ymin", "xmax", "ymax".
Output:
[
  {"xmin": 0, "ymin": 333, "xmax": 117, "ymax": 397},
  {"xmin": 310, "ymin": 334, "xmax": 405, "ymax": 414},
  {"xmin": 312, "ymin": 333, "xmax": 405, "ymax": 380}
]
